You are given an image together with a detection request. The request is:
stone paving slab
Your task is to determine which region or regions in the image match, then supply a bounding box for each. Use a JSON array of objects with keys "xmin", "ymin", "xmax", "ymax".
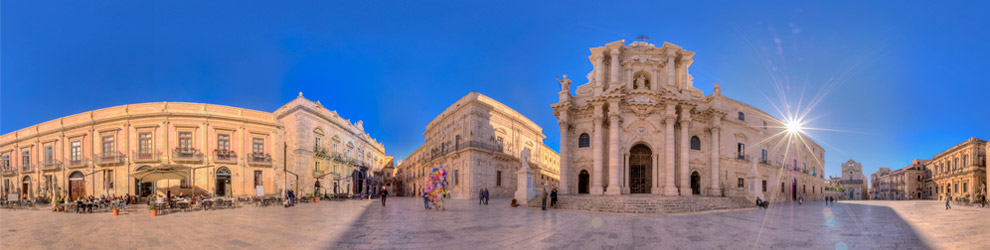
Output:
[{"xmin": 1, "ymin": 198, "xmax": 987, "ymax": 249}]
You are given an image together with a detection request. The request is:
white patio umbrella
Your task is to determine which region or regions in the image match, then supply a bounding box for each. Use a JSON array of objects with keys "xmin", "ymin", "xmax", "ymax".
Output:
[{"xmin": 130, "ymin": 164, "xmax": 190, "ymax": 182}]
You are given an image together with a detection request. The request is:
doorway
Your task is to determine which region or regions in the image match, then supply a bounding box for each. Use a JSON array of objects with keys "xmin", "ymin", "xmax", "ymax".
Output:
[
  {"xmin": 22, "ymin": 176, "xmax": 32, "ymax": 199},
  {"xmin": 69, "ymin": 171, "xmax": 85, "ymax": 200},
  {"xmin": 134, "ymin": 166, "xmax": 154, "ymax": 197},
  {"xmin": 578, "ymin": 170, "xmax": 589, "ymax": 194},
  {"xmin": 690, "ymin": 171, "xmax": 701, "ymax": 195},
  {"xmin": 216, "ymin": 167, "xmax": 231, "ymax": 196},
  {"xmin": 628, "ymin": 144, "xmax": 652, "ymax": 194}
]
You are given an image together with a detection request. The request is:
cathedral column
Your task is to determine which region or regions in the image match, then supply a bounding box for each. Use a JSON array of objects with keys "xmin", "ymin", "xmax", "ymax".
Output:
[
  {"xmin": 662, "ymin": 104, "xmax": 678, "ymax": 196},
  {"xmin": 605, "ymin": 101, "xmax": 621, "ymax": 195},
  {"xmin": 710, "ymin": 124, "xmax": 722, "ymax": 196},
  {"xmin": 591, "ymin": 106, "xmax": 605, "ymax": 195},
  {"xmin": 666, "ymin": 53, "xmax": 676, "ymax": 87},
  {"xmin": 652, "ymin": 153, "xmax": 661, "ymax": 194},
  {"xmin": 610, "ymin": 48, "xmax": 621, "ymax": 85},
  {"xmin": 595, "ymin": 54, "xmax": 606, "ymax": 88},
  {"xmin": 678, "ymin": 106, "xmax": 692, "ymax": 196},
  {"xmin": 558, "ymin": 112, "xmax": 571, "ymax": 195}
]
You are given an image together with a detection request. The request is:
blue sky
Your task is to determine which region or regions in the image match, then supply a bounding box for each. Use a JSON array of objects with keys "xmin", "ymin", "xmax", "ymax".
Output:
[{"xmin": 3, "ymin": 1, "xmax": 988, "ymax": 180}]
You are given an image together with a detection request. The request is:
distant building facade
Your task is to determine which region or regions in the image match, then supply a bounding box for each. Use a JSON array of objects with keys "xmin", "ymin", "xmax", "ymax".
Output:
[
  {"xmin": 834, "ymin": 159, "xmax": 869, "ymax": 200},
  {"xmin": 398, "ymin": 92, "xmax": 560, "ymax": 199},
  {"xmin": 871, "ymin": 159, "xmax": 929, "ymax": 200}
]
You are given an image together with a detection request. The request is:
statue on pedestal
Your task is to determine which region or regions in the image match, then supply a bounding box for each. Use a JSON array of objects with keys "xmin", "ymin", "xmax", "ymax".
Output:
[
  {"xmin": 713, "ymin": 81, "xmax": 722, "ymax": 96},
  {"xmin": 557, "ymin": 74, "xmax": 572, "ymax": 92}
]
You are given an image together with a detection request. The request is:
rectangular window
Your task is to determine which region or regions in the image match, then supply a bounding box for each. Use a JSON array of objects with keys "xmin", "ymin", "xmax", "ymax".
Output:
[
  {"xmin": 315, "ymin": 161, "xmax": 321, "ymax": 172},
  {"xmin": 782, "ymin": 182, "xmax": 785, "ymax": 193},
  {"xmin": 315, "ymin": 136, "xmax": 321, "ymax": 151},
  {"xmin": 22, "ymin": 150, "xmax": 30, "ymax": 166},
  {"xmin": 253, "ymin": 138, "xmax": 264, "ymax": 154},
  {"xmin": 496, "ymin": 137, "xmax": 504, "ymax": 152},
  {"xmin": 254, "ymin": 170, "xmax": 262, "ymax": 187},
  {"xmin": 139, "ymin": 133, "xmax": 153, "ymax": 154},
  {"xmin": 333, "ymin": 143, "xmax": 338, "ymax": 154},
  {"xmin": 737, "ymin": 143, "xmax": 745, "ymax": 155},
  {"xmin": 455, "ymin": 170, "xmax": 459, "ymax": 185},
  {"xmin": 71, "ymin": 141, "xmax": 81, "ymax": 162},
  {"xmin": 44, "ymin": 146, "xmax": 54, "ymax": 163},
  {"xmin": 102, "ymin": 136, "xmax": 115, "ymax": 155},
  {"xmin": 181, "ymin": 178, "xmax": 189, "ymax": 188},
  {"xmin": 761, "ymin": 150, "xmax": 767, "ymax": 163},
  {"xmin": 178, "ymin": 132, "xmax": 193, "ymax": 151},
  {"xmin": 497, "ymin": 171, "xmax": 502, "ymax": 186},
  {"xmin": 762, "ymin": 180, "xmax": 767, "ymax": 192},
  {"xmin": 1, "ymin": 155, "xmax": 8, "ymax": 169},
  {"xmin": 217, "ymin": 134, "xmax": 230, "ymax": 151},
  {"xmin": 963, "ymin": 183, "xmax": 967, "ymax": 193},
  {"xmin": 737, "ymin": 178, "xmax": 744, "ymax": 188}
]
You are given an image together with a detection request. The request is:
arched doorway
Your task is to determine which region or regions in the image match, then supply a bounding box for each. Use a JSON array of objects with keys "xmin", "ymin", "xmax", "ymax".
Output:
[
  {"xmin": 628, "ymin": 144, "xmax": 652, "ymax": 194},
  {"xmin": 690, "ymin": 171, "xmax": 701, "ymax": 195},
  {"xmin": 22, "ymin": 176, "xmax": 32, "ymax": 199},
  {"xmin": 578, "ymin": 170, "xmax": 589, "ymax": 194},
  {"xmin": 69, "ymin": 171, "xmax": 85, "ymax": 200},
  {"xmin": 133, "ymin": 166, "xmax": 154, "ymax": 197},
  {"xmin": 216, "ymin": 167, "xmax": 231, "ymax": 196}
]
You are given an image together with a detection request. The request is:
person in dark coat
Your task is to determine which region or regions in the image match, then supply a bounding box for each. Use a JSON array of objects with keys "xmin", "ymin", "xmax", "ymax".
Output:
[
  {"xmin": 381, "ymin": 186, "xmax": 388, "ymax": 207},
  {"xmin": 479, "ymin": 188, "xmax": 484, "ymax": 205},
  {"xmin": 945, "ymin": 195, "xmax": 951, "ymax": 210},
  {"xmin": 483, "ymin": 188, "xmax": 489, "ymax": 205},
  {"xmin": 550, "ymin": 188, "xmax": 558, "ymax": 208}
]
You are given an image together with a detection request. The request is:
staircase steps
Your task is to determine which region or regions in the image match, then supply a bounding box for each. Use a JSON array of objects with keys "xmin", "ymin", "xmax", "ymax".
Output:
[{"xmin": 526, "ymin": 195, "xmax": 755, "ymax": 215}]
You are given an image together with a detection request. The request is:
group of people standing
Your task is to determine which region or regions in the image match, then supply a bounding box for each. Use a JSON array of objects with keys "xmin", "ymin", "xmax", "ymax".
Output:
[
  {"xmin": 541, "ymin": 187, "xmax": 558, "ymax": 210},
  {"xmin": 825, "ymin": 196, "xmax": 836, "ymax": 206},
  {"xmin": 478, "ymin": 188, "xmax": 490, "ymax": 205}
]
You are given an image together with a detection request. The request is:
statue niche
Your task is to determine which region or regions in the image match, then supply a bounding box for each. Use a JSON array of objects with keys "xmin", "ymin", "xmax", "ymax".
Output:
[{"xmin": 633, "ymin": 71, "xmax": 651, "ymax": 90}]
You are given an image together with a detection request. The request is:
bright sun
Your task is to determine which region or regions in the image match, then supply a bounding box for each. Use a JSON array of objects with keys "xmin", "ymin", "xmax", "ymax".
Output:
[{"xmin": 785, "ymin": 119, "xmax": 803, "ymax": 134}]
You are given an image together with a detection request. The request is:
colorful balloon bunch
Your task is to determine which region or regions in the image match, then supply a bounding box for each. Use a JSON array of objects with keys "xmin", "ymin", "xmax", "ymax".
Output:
[{"xmin": 422, "ymin": 167, "xmax": 448, "ymax": 210}]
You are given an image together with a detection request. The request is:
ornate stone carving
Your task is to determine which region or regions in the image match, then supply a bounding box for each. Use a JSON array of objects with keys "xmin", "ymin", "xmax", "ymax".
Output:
[{"xmin": 630, "ymin": 96, "xmax": 655, "ymax": 104}]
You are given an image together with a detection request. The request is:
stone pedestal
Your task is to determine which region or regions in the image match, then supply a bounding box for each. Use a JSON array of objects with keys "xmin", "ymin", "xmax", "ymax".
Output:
[
  {"xmin": 515, "ymin": 165, "xmax": 536, "ymax": 203},
  {"xmin": 745, "ymin": 161, "xmax": 762, "ymax": 202}
]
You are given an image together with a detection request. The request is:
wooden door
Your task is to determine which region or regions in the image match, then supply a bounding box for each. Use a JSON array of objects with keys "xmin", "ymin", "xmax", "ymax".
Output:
[{"xmin": 70, "ymin": 180, "xmax": 86, "ymax": 200}]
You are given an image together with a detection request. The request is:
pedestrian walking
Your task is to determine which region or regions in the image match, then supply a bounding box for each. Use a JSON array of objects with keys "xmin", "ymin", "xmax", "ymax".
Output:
[
  {"xmin": 550, "ymin": 188, "xmax": 558, "ymax": 208},
  {"xmin": 483, "ymin": 188, "xmax": 489, "ymax": 205},
  {"xmin": 945, "ymin": 195, "xmax": 951, "ymax": 210},
  {"xmin": 541, "ymin": 187, "xmax": 548, "ymax": 210},
  {"xmin": 479, "ymin": 188, "xmax": 484, "ymax": 205},
  {"xmin": 315, "ymin": 180, "xmax": 321, "ymax": 198},
  {"xmin": 381, "ymin": 186, "xmax": 388, "ymax": 207},
  {"xmin": 423, "ymin": 191, "xmax": 430, "ymax": 210}
]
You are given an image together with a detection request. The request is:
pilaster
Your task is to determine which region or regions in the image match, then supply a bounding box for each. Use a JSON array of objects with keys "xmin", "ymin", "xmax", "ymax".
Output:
[
  {"xmin": 662, "ymin": 104, "xmax": 678, "ymax": 196},
  {"xmin": 605, "ymin": 101, "xmax": 621, "ymax": 195},
  {"xmin": 591, "ymin": 105, "xmax": 605, "ymax": 195},
  {"xmin": 678, "ymin": 106, "xmax": 692, "ymax": 196}
]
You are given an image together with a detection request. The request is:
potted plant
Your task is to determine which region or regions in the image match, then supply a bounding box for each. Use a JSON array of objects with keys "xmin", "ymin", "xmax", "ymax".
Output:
[
  {"xmin": 149, "ymin": 201, "xmax": 158, "ymax": 217},
  {"xmin": 511, "ymin": 198, "xmax": 518, "ymax": 207}
]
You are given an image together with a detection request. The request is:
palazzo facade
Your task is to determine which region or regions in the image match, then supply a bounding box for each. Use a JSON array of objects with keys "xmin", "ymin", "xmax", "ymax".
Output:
[
  {"xmin": 552, "ymin": 40, "xmax": 825, "ymax": 201},
  {"xmin": 870, "ymin": 159, "xmax": 929, "ymax": 200},
  {"xmin": 926, "ymin": 137, "xmax": 987, "ymax": 202},
  {"xmin": 398, "ymin": 92, "xmax": 560, "ymax": 199},
  {"xmin": 0, "ymin": 93, "xmax": 390, "ymax": 201}
]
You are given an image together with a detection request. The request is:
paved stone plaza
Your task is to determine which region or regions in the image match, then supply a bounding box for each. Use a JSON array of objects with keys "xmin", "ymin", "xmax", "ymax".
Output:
[{"xmin": 1, "ymin": 198, "xmax": 987, "ymax": 249}]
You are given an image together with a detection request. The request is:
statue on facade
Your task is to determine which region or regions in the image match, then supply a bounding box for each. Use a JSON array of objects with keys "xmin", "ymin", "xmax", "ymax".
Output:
[
  {"xmin": 713, "ymin": 81, "xmax": 722, "ymax": 96},
  {"xmin": 635, "ymin": 74, "xmax": 648, "ymax": 89},
  {"xmin": 557, "ymin": 74, "xmax": 571, "ymax": 92}
]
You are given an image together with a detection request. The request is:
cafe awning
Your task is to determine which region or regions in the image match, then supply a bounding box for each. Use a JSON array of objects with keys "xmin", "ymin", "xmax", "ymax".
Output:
[{"xmin": 130, "ymin": 164, "xmax": 190, "ymax": 182}]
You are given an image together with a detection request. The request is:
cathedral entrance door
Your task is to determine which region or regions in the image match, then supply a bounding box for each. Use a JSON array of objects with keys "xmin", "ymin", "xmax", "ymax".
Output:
[
  {"xmin": 578, "ymin": 170, "xmax": 589, "ymax": 194},
  {"xmin": 629, "ymin": 144, "xmax": 652, "ymax": 194},
  {"xmin": 690, "ymin": 171, "xmax": 701, "ymax": 195}
]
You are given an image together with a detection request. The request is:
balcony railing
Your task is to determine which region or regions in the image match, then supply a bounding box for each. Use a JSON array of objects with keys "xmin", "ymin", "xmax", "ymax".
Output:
[
  {"xmin": 40, "ymin": 160, "xmax": 63, "ymax": 171},
  {"xmin": 214, "ymin": 151, "xmax": 237, "ymax": 164},
  {"xmin": 1, "ymin": 167, "xmax": 15, "ymax": 176},
  {"xmin": 94, "ymin": 152, "xmax": 126, "ymax": 165},
  {"xmin": 247, "ymin": 153, "xmax": 272, "ymax": 166},
  {"xmin": 21, "ymin": 163, "xmax": 35, "ymax": 173},
  {"xmin": 67, "ymin": 157, "xmax": 89, "ymax": 168},
  {"xmin": 133, "ymin": 150, "xmax": 161, "ymax": 163},
  {"xmin": 331, "ymin": 152, "xmax": 347, "ymax": 163},
  {"xmin": 759, "ymin": 159, "xmax": 772, "ymax": 166},
  {"xmin": 736, "ymin": 154, "xmax": 751, "ymax": 162},
  {"xmin": 172, "ymin": 148, "xmax": 204, "ymax": 162}
]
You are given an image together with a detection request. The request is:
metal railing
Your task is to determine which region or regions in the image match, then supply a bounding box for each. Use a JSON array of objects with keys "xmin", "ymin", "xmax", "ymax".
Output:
[
  {"xmin": 1, "ymin": 167, "xmax": 15, "ymax": 176},
  {"xmin": 93, "ymin": 152, "xmax": 126, "ymax": 165},
  {"xmin": 133, "ymin": 150, "xmax": 161, "ymax": 162},
  {"xmin": 40, "ymin": 160, "xmax": 63, "ymax": 171},
  {"xmin": 67, "ymin": 157, "xmax": 89, "ymax": 168},
  {"xmin": 759, "ymin": 159, "xmax": 772, "ymax": 165},
  {"xmin": 172, "ymin": 148, "xmax": 204, "ymax": 162},
  {"xmin": 21, "ymin": 163, "xmax": 35, "ymax": 172},
  {"xmin": 248, "ymin": 153, "xmax": 272, "ymax": 166},
  {"xmin": 214, "ymin": 151, "xmax": 238, "ymax": 164},
  {"xmin": 736, "ymin": 154, "xmax": 751, "ymax": 162}
]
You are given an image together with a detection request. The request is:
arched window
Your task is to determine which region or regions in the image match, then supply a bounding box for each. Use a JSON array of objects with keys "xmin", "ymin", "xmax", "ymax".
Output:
[
  {"xmin": 738, "ymin": 112, "xmax": 745, "ymax": 121},
  {"xmin": 578, "ymin": 133, "xmax": 590, "ymax": 148},
  {"xmin": 690, "ymin": 136, "xmax": 701, "ymax": 150}
]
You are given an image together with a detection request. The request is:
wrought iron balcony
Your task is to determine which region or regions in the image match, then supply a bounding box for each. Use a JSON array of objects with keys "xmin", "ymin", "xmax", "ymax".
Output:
[
  {"xmin": 214, "ymin": 150, "xmax": 238, "ymax": 164},
  {"xmin": 1, "ymin": 167, "xmax": 15, "ymax": 176},
  {"xmin": 736, "ymin": 154, "xmax": 751, "ymax": 162},
  {"xmin": 133, "ymin": 150, "xmax": 161, "ymax": 163},
  {"xmin": 331, "ymin": 152, "xmax": 347, "ymax": 163},
  {"xmin": 172, "ymin": 148, "xmax": 204, "ymax": 162},
  {"xmin": 94, "ymin": 152, "xmax": 126, "ymax": 165},
  {"xmin": 67, "ymin": 157, "xmax": 89, "ymax": 168},
  {"xmin": 759, "ymin": 159, "xmax": 772, "ymax": 165},
  {"xmin": 21, "ymin": 163, "xmax": 35, "ymax": 173},
  {"xmin": 247, "ymin": 153, "xmax": 272, "ymax": 166},
  {"xmin": 40, "ymin": 160, "xmax": 63, "ymax": 171}
]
